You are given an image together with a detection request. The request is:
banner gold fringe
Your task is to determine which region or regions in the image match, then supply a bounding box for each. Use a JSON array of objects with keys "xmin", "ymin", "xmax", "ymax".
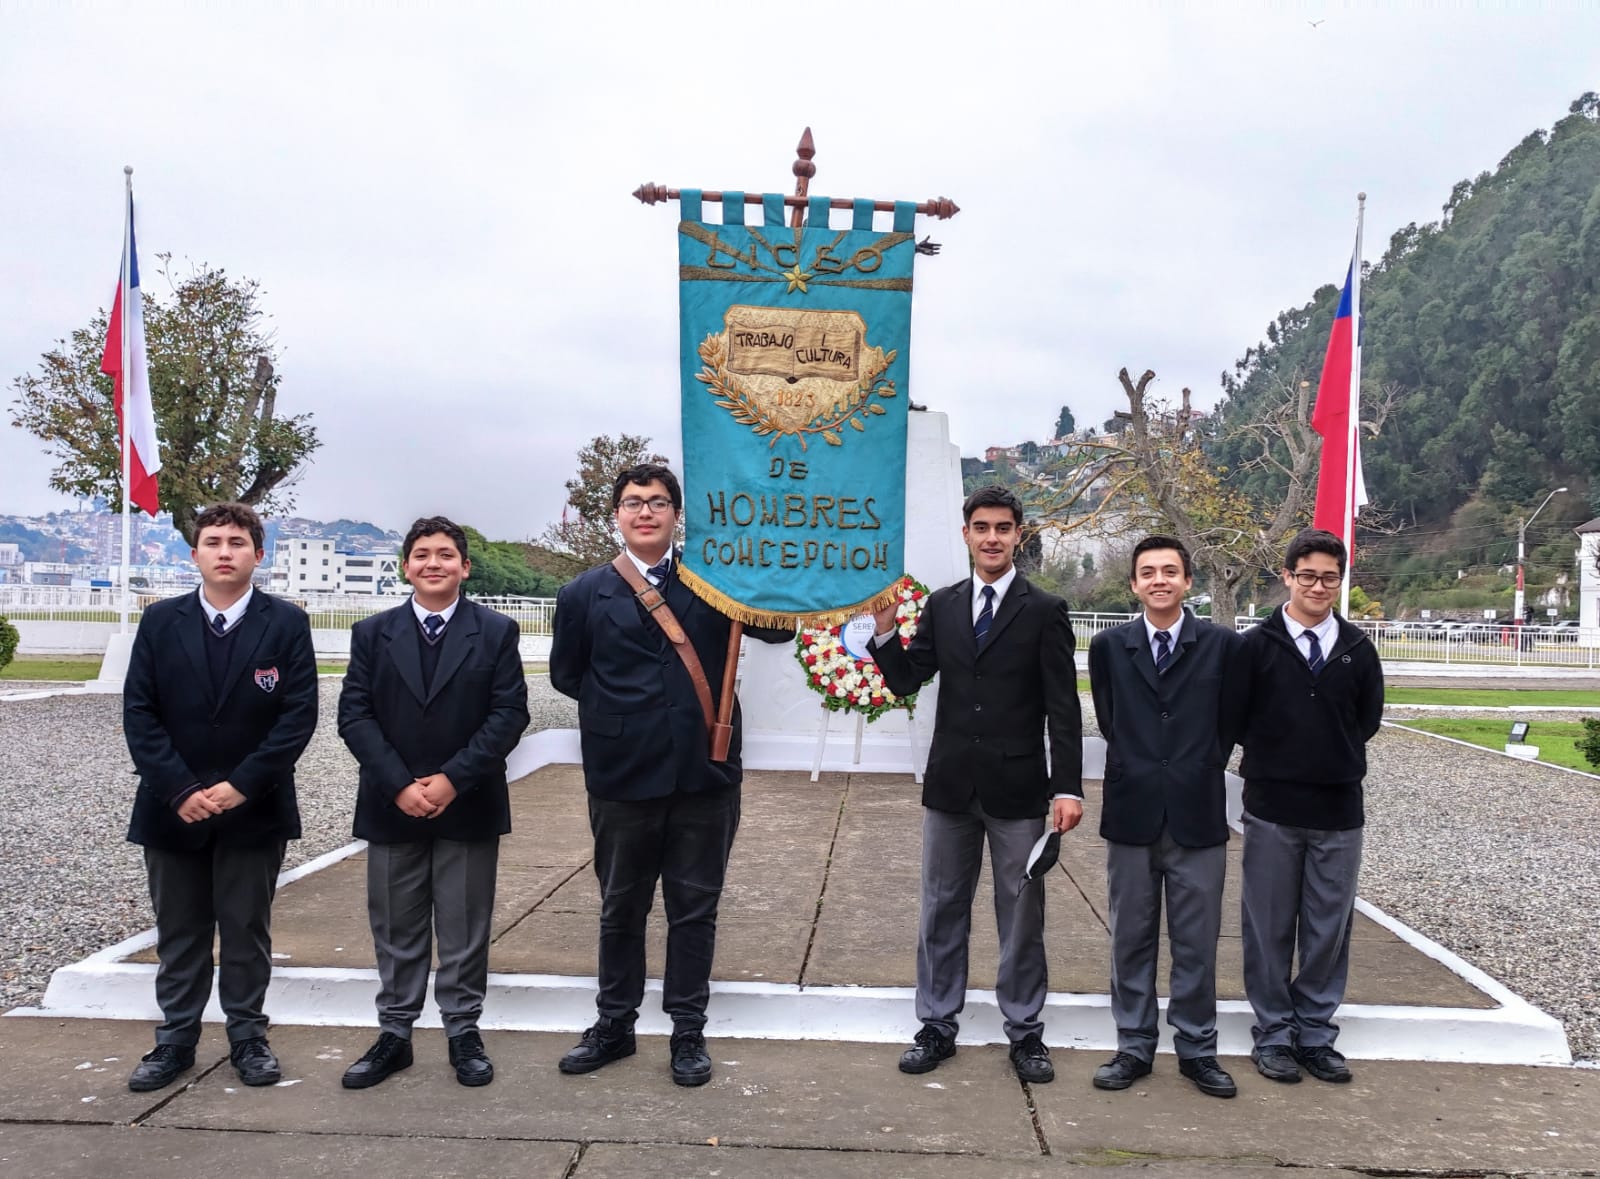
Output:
[{"xmin": 678, "ymin": 566, "xmax": 907, "ymax": 630}]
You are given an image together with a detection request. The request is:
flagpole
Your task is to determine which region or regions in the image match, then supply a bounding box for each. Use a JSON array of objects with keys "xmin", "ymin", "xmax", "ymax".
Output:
[
  {"xmin": 119, "ymin": 166, "xmax": 134, "ymax": 634},
  {"xmin": 1340, "ymin": 192, "xmax": 1365, "ymax": 618}
]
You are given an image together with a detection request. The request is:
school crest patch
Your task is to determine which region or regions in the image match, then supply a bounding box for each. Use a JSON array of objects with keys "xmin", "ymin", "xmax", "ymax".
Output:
[{"xmin": 254, "ymin": 666, "xmax": 279, "ymax": 693}]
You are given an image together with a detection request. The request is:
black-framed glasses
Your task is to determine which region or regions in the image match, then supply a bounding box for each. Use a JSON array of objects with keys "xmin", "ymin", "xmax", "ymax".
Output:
[
  {"xmin": 618, "ymin": 496, "xmax": 674, "ymax": 514},
  {"xmin": 1290, "ymin": 570, "xmax": 1343, "ymax": 588}
]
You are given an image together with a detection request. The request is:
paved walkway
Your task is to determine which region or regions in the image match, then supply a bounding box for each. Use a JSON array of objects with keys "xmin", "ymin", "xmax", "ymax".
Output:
[
  {"xmin": 118, "ymin": 768, "xmax": 1486, "ymax": 1010},
  {"xmin": 1, "ymin": 1015, "xmax": 1596, "ymax": 1176}
]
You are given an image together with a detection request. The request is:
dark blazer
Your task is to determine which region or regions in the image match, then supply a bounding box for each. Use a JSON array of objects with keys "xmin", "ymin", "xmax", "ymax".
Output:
[
  {"xmin": 124, "ymin": 589, "xmax": 318, "ymax": 851},
  {"xmin": 1088, "ymin": 610, "xmax": 1241, "ymax": 848},
  {"xmin": 870, "ymin": 574, "xmax": 1082, "ymax": 820},
  {"xmin": 338, "ymin": 596, "xmax": 530, "ymax": 844},
  {"xmin": 549, "ymin": 556, "xmax": 790, "ymax": 803}
]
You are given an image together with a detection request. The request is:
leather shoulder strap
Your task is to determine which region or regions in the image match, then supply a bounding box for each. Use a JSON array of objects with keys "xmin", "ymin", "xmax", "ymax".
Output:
[{"xmin": 611, "ymin": 554, "xmax": 716, "ymax": 738}]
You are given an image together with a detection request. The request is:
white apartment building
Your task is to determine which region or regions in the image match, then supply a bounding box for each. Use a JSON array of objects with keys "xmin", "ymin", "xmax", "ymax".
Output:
[{"xmin": 271, "ymin": 538, "xmax": 402, "ymax": 596}]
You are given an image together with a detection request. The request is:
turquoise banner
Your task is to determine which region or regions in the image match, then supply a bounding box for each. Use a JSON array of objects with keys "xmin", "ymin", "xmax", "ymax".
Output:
[{"xmin": 677, "ymin": 192, "xmax": 916, "ymax": 626}]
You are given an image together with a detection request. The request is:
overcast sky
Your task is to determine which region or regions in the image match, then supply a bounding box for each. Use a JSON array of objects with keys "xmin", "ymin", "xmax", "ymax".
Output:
[{"xmin": 2, "ymin": 1, "xmax": 1596, "ymax": 541}]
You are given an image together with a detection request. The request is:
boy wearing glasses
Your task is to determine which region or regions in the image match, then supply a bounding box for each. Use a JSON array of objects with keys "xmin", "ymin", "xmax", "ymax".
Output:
[
  {"xmin": 550, "ymin": 464, "xmax": 790, "ymax": 1086},
  {"xmin": 1237, "ymin": 529, "xmax": 1383, "ymax": 1085}
]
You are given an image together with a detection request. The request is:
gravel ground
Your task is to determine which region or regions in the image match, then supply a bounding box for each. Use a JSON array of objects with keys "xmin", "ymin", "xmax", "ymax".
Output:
[
  {"xmin": 2, "ymin": 682, "xmax": 1595, "ymax": 1062},
  {"xmin": 1360, "ymin": 723, "xmax": 1600, "ymax": 1061}
]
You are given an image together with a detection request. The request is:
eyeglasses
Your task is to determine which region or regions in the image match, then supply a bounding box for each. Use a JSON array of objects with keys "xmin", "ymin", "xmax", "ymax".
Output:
[
  {"xmin": 1290, "ymin": 570, "xmax": 1344, "ymax": 588},
  {"xmin": 618, "ymin": 496, "xmax": 674, "ymax": 514}
]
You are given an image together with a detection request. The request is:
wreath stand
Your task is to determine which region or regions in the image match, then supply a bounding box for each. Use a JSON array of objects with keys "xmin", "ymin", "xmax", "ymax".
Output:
[{"xmin": 809, "ymin": 703, "xmax": 923, "ymax": 784}]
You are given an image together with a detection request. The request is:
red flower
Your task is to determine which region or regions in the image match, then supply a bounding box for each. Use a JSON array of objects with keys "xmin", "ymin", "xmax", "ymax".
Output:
[{"xmin": 805, "ymin": 654, "xmax": 817, "ymax": 665}]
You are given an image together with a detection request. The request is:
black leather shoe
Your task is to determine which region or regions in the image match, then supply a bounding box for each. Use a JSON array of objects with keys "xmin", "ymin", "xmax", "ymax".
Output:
[
  {"xmin": 898, "ymin": 1025, "xmax": 956, "ymax": 1074},
  {"xmin": 341, "ymin": 1031, "xmax": 414, "ymax": 1089},
  {"xmin": 448, "ymin": 1030, "xmax": 494, "ymax": 1087},
  {"xmin": 1179, "ymin": 1055, "xmax": 1237, "ymax": 1098},
  {"xmin": 1294, "ymin": 1044, "xmax": 1353, "ymax": 1083},
  {"xmin": 669, "ymin": 1029, "xmax": 713, "ymax": 1087},
  {"xmin": 1251, "ymin": 1045, "xmax": 1302, "ymax": 1083},
  {"xmin": 1092, "ymin": 1051, "xmax": 1153, "ymax": 1090},
  {"xmin": 229, "ymin": 1037, "xmax": 281, "ymax": 1086},
  {"xmin": 128, "ymin": 1043, "xmax": 195, "ymax": 1092},
  {"xmin": 1009, "ymin": 1033, "xmax": 1055, "ymax": 1084},
  {"xmin": 558, "ymin": 1023, "xmax": 637, "ymax": 1075}
]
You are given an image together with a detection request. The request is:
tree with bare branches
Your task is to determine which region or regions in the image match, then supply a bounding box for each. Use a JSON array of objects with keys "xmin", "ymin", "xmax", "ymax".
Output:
[{"xmin": 1031, "ymin": 368, "xmax": 1328, "ymax": 629}]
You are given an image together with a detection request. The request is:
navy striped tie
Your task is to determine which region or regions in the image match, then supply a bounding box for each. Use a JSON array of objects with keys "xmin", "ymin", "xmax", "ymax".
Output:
[
  {"xmin": 974, "ymin": 584, "xmax": 995, "ymax": 644},
  {"xmin": 1154, "ymin": 629, "xmax": 1172, "ymax": 674},
  {"xmin": 1306, "ymin": 630, "xmax": 1325, "ymax": 674},
  {"xmin": 647, "ymin": 558, "xmax": 671, "ymax": 584},
  {"xmin": 423, "ymin": 613, "xmax": 445, "ymax": 643}
]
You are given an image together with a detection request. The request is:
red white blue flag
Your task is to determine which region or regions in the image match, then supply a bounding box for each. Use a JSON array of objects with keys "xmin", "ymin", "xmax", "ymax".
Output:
[
  {"xmin": 1311, "ymin": 253, "xmax": 1366, "ymax": 550},
  {"xmin": 100, "ymin": 191, "xmax": 161, "ymax": 515}
]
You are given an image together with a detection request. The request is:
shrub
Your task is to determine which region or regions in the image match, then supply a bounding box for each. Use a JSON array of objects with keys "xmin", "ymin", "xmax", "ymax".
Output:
[
  {"xmin": 1578, "ymin": 718, "xmax": 1600, "ymax": 771},
  {"xmin": 0, "ymin": 616, "xmax": 18, "ymax": 673}
]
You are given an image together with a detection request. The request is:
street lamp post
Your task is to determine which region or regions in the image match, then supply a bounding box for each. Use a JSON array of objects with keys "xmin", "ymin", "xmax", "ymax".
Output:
[{"xmin": 1514, "ymin": 486, "xmax": 1568, "ymax": 629}]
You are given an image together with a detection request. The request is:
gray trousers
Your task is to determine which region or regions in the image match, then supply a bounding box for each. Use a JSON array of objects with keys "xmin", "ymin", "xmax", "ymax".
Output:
[
  {"xmin": 145, "ymin": 840, "xmax": 286, "ymax": 1047},
  {"xmin": 917, "ymin": 799, "xmax": 1048, "ymax": 1043},
  {"xmin": 1240, "ymin": 813, "xmax": 1363, "ymax": 1050},
  {"xmin": 366, "ymin": 837, "xmax": 499, "ymax": 1039},
  {"xmin": 1106, "ymin": 831, "xmax": 1226, "ymax": 1061}
]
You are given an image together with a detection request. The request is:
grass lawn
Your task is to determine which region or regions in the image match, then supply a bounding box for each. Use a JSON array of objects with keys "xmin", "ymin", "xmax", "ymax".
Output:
[
  {"xmin": 1395, "ymin": 717, "xmax": 1599, "ymax": 773},
  {"xmin": 0, "ymin": 656, "xmax": 101, "ymax": 681},
  {"xmin": 1384, "ymin": 686, "xmax": 1600, "ymax": 708}
]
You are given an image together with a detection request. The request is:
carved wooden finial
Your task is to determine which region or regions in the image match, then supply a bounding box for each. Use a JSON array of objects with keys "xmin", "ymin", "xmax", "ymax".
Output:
[
  {"xmin": 793, "ymin": 127, "xmax": 816, "ymax": 181},
  {"xmin": 632, "ymin": 183, "xmax": 670, "ymax": 206},
  {"xmin": 791, "ymin": 128, "xmax": 816, "ymax": 226},
  {"xmin": 925, "ymin": 196, "xmax": 961, "ymax": 220}
]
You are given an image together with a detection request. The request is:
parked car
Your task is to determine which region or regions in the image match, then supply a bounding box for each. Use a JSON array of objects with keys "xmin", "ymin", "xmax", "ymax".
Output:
[{"xmin": 1552, "ymin": 620, "xmax": 1581, "ymax": 644}]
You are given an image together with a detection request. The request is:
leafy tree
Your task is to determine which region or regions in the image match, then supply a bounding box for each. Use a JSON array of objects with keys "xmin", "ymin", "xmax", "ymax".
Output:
[
  {"xmin": 1054, "ymin": 405, "xmax": 1076, "ymax": 439},
  {"xmin": 0, "ymin": 616, "xmax": 18, "ymax": 672},
  {"xmin": 541, "ymin": 433, "xmax": 670, "ymax": 568},
  {"xmin": 8, "ymin": 259, "xmax": 320, "ymax": 544},
  {"xmin": 1018, "ymin": 440, "xmax": 1039, "ymax": 462}
]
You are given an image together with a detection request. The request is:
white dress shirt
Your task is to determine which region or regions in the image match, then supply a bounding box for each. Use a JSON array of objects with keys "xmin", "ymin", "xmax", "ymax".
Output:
[
  {"xmin": 1142, "ymin": 610, "xmax": 1184, "ymax": 664},
  {"xmin": 624, "ymin": 548, "xmax": 672, "ymax": 585},
  {"xmin": 199, "ymin": 586, "xmax": 253, "ymax": 633},
  {"xmin": 1282, "ymin": 609, "xmax": 1339, "ymax": 664},
  {"xmin": 411, "ymin": 595, "xmax": 461, "ymax": 631}
]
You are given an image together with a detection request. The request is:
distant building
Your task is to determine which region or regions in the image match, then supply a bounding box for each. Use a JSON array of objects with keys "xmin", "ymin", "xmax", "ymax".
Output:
[
  {"xmin": 1577, "ymin": 518, "xmax": 1600, "ymax": 638},
  {"xmin": 271, "ymin": 538, "xmax": 402, "ymax": 596},
  {"xmin": 0, "ymin": 543, "xmax": 20, "ymax": 567}
]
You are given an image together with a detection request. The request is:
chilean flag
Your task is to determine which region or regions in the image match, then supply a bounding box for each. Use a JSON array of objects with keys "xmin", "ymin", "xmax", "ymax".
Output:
[
  {"xmin": 1311, "ymin": 253, "xmax": 1366, "ymax": 551},
  {"xmin": 99, "ymin": 191, "xmax": 161, "ymax": 515}
]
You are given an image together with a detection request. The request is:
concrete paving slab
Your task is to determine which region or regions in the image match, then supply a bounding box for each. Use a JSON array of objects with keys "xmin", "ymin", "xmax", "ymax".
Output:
[
  {"xmin": 492, "ymin": 910, "xmax": 814, "ymax": 984},
  {"xmin": 573, "ymin": 1142, "xmax": 1345, "ymax": 1178},
  {"xmin": 0, "ymin": 1124, "xmax": 577, "ymax": 1178},
  {"xmin": 1030, "ymin": 1052, "xmax": 1600, "ymax": 1173},
  {"xmin": 143, "ymin": 1026, "xmax": 1044, "ymax": 1157},
  {"xmin": 0, "ymin": 1017, "xmax": 220, "ymax": 1125}
]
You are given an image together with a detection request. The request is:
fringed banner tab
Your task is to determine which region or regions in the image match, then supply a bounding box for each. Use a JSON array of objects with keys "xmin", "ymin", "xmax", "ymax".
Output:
[{"xmin": 677, "ymin": 192, "xmax": 915, "ymax": 627}]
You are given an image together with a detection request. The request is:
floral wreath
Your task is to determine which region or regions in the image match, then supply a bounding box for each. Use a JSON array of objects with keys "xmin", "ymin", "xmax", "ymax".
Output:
[{"xmin": 795, "ymin": 575, "xmax": 929, "ymax": 722}]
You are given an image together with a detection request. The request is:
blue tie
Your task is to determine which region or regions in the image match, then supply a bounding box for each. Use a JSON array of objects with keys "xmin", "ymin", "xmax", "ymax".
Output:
[
  {"xmin": 974, "ymin": 584, "xmax": 995, "ymax": 644},
  {"xmin": 646, "ymin": 558, "xmax": 671, "ymax": 585},
  {"xmin": 1305, "ymin": 629, "xmax": 1325, "ymax": 674},
  {"xmin": 423, "ymin": 613, "xmax": 445, "ymax": 643},
  {"xmin": 211, "ymin": 612, "xmax": 227, "ymax": 637},
  {"xmin": 1154, "ymin": 629, "xmax": 1172, "ymax": 674}
]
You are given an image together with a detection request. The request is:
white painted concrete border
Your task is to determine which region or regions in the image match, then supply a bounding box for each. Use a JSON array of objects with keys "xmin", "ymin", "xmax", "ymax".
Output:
[{"xmin": 14, "ymin": 728, "xmax": 1575, "ymax": 1066}]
